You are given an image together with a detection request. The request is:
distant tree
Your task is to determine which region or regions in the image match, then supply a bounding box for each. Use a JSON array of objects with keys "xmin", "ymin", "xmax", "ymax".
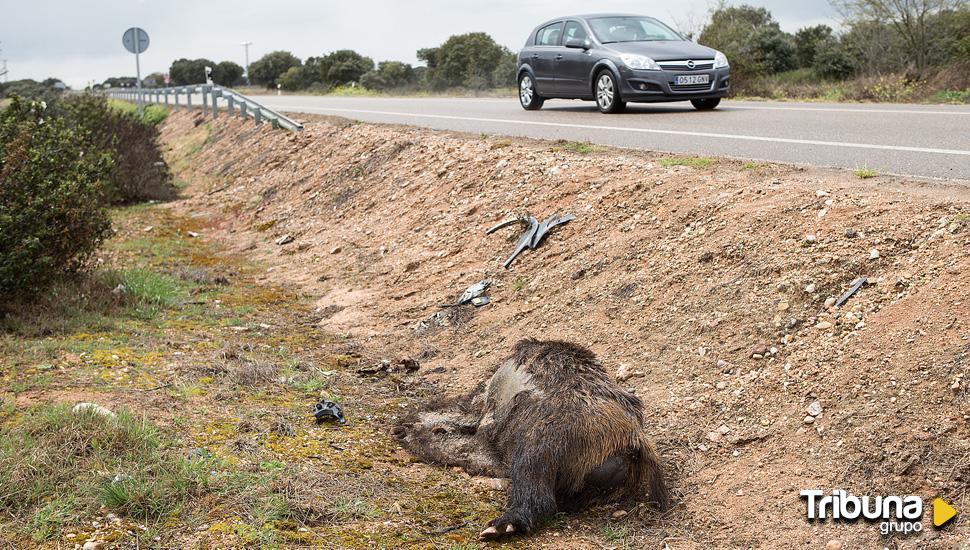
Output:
[
  {"xmin": 699, "ymin": 4, "xmax": 796, "ymax": 77},
  {"xmin": 0, "ymin": 79, "xmax": 66, "ymax": 100},
  {"xmin": 248, "ymin": 51, "xmax": 301, "ymax": 87},
  {"xmin": 794, "ymin": 25, "xmax": 834, "ymax": 67},
  {"xmin": 215, "ymin": 61, "xmax": 244, "ymax": 86},
  {"xmin": 169, "ymin": 58, "xmax": 216, "ymax": 85},
  {"xmin": 360, "ymin": 60, "xmax": 416, "ymax": 90},
  {"xmin": 813, "ymin": 39, "xmax": 857, "ymax": 78},
  {"xmin": 143, "ymin": 72, "xmax": 167, "ymax": 87},
  {"xmin": 277, "ymin": 65, "xmax": 311, "ymax": 91},
  {"xmin": 418, "ymin": 33, "xmax": 513, "ymax": 89},
  {"xmin": 831, "ymin": 0, "xmax": 969, "ymax": 73},
  {"xmin": 301, "ymin": 50, "xmax": 374, "ymax": 88},
  {"xmin": 490, "ymin": 52, "xmax": 518, "ymax": 88}
]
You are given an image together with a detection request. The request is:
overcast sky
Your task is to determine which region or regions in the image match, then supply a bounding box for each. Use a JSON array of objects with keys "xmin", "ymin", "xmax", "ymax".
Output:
[{"xmin": 2, "ymin": 0, "xmax": 839, "ymax": 88}]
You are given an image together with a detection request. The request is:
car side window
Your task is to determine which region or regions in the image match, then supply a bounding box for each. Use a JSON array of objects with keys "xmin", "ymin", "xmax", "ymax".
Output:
[
  {"xmin": 563, "ymin": 21, "xmax": 588, "ymax": 42},
  {"xmin": 535, "ymin": 23, "xmax": 563, "ymax": 46}
]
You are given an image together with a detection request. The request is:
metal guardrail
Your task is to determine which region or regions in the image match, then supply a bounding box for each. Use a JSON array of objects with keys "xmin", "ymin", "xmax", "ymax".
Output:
[{"xmin": 106, "ymin": 85, "xmax": 303, "ymax": 132}]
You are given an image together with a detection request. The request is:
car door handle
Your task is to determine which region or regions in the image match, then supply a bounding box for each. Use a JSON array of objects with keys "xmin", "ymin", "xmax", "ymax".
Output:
[
  {"xmin": 555, "ymin": 54, "xmax": 563, "ymax": 60},
  {"xmin": 531, "ymin": 54, "xmax": 539, "ymax": 59}
]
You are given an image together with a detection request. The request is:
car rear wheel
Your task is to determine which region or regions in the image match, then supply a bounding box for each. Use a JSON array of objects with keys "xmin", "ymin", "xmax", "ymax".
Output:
[
  {"xmin": 519, "ymin": 74, "xmax": 544, "ymax": 110},
  {"xmin": 596, "ymin": 71, "xmax": 625, "ymax": 114},
  {"xmin": 691, "ymin": 98, "xmax": 721, "ymax": 111}
]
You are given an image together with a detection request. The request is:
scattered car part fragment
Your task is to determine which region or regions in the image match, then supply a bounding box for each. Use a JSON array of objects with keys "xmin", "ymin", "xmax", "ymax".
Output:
[
  {"xmin": 313, "ymin": 400, "xmax": 346, "ymax": 425},
  {"xmin": 834, "ymin": 277, "xmax": 867, "ymax": 308},
  {"xmin": 455, "ymin": 280, "xmax": 492, "ymax": 306},
  {"xmin": 487, "ymin": 213, "xmax": 575, "ymax": 268},
  {"xmin": 471, "ymin": 296, "xmax": 490, "ymax": 307}
]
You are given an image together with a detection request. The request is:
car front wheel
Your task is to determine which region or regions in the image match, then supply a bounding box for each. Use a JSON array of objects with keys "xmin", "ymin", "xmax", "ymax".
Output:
[
  {"xmin": 691, "ymin": 98, "xmax": 721, "ymax": 111},
  {"xmin": 519, "ymin": 74, "xmax": 544, "ymax": 110},
  {"xmin": 595, "ymin": 71, "xmax": 625, "ymax": 114}
]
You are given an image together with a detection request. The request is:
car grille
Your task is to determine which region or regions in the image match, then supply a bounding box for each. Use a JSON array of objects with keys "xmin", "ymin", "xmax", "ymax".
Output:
[
  {"xmin": 659, "ymin": 60, "xmax": 715, "ymax": 71},
  {"xmin": 670, "ymin": 82, "xmax": 714, "ymax": 92}
]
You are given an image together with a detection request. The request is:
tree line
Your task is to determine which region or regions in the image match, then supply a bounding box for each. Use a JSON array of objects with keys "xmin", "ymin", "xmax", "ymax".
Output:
[
  {"xmin": 79, "ymin": 0, "xmax": 969, "ymax": 96},
  {"xmin": 697, "ymin": 0, "xmax": 969, "ymax": 86}
]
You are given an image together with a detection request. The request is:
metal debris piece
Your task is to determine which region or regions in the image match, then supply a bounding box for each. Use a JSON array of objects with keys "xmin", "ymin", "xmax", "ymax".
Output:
[
  {"xmin": 834, "ymin": 277, "xmax": 867, "ymax": 308},
  {"xmin": 455, "ymin": 279, "xmax": 492, "ymax": 306},
  {"xmin": 470, "ymin": 296, "xmax": 490, "ymax": 307},
  {"xmin": 486, "ymin": 212, "xmax": 576, "ymax": 268},
  {"xmin": 313, "ymin": 400, "xmax": 346, "ymax": 425}
]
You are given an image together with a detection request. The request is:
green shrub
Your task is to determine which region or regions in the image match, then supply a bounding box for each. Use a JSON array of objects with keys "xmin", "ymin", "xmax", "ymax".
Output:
[
  {"xmin": 62, "ymin": 94, "xmax": 176, "ymax": 203},
  {"xmin": 0, "ymin": 97, "xmax": 113, "ymax": 301}
]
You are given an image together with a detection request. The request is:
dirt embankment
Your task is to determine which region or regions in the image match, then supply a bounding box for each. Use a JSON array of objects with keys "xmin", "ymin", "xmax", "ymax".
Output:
[{"xmin": 161, "ymin": 112, "xmax": 969, "ymax": 548}]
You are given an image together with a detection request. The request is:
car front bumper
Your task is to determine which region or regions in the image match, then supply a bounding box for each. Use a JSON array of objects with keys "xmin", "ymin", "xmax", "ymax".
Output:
[{"xmin": 616, "ymin": 66, "xmax": 730, "ymax": 102}]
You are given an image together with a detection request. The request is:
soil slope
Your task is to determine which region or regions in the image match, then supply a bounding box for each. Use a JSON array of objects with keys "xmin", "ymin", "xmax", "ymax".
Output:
[{"xmin": 161, "ymin": 112, "xmax": 970, "ymax": 548}]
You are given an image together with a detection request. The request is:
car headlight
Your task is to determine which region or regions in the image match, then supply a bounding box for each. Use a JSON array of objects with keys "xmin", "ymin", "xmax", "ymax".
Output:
[
  {"xmin": 714, "ymin": 51, "xmax": 729, "ymax": 69},
  {"xmin": 619, "ymin": 53, "xmax": 661, "ymax": 71}
]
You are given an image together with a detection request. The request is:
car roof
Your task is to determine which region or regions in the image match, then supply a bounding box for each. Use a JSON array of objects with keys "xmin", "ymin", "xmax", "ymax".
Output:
[{"xmin": 532, "ymin": 14, "xmax": 658, "ymax": 29}]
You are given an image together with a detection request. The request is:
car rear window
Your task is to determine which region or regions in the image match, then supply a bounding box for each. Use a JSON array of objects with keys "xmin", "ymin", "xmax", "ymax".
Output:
[{"xmin": 535, "ymin": 23, "xmax": 563, "ymax": 46}]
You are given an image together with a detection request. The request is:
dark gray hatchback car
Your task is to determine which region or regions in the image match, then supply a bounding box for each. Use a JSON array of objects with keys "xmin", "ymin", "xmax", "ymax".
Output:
[{"xmin": 517, "ymin": 14, "xmax": 730, "ymax": 113}]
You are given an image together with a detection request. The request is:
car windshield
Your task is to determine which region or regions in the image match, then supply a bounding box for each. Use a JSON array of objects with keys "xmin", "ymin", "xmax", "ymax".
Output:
[{"xmin": 589, "ymin": 16, "xmax": 683, "ymax": 43}]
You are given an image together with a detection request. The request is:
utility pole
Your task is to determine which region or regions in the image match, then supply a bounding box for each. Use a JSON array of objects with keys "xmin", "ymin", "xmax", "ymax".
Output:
[
  {"xmin": 0, "ymin": 41, "xmax": 7, "ymax": 83},
  {"xmin": 241, "ymin": 41, "xmax": 252, "ymax": 85}
]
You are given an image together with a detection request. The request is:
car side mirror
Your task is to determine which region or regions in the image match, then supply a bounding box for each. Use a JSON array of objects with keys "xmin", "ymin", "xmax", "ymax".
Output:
[{"xmin": 565, "ymin": 38, "xmax": 591, "ymax": 50}]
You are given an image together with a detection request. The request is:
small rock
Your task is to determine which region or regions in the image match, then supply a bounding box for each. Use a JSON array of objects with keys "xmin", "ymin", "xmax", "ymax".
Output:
[
  {"xmin": 718, "ymin": 424, "xmax": 731, "ymax": 435},
  {"xmin": 112, "ymin": 284, "xmax": 127, "ymax": 295},
  {"xmin": 777, "ymin": 301, "xmax": 789, "ymax": 311},
  {"xmin": 825, "ymin": 540, "xmax": 843, "ymax": 550},
  {"xmin": 276, "ymin": 234, "xmax": 294, "ymax": 245},
  {"xmin": 824, "ymin": 297, "xmax": 836, "ymax": 308},
  {"xmin": 806, "ymin": 401, "xmax": 823, "ymax": 417},
  {"xmin": 868, "ymin": 249, "xmax": 880, "ymax": 260},
  {"xmin": 715, "ymin": 381, "xmax": 727, "ymax": 390},
  {"xmin": 83, "ymin": 541, "xmax": 102, "ymax": 550},
  {"xmin": 706, "ymin": 431, "xmax": 722, "ymax": 442},
  {"xmin": 611, "ymin": 510, "xmax": 628, "ymax": 519},
  {"xmin": 717, "ymin": 359, "xmax": 730, "ymax": 369},
  {"xmin": 817, "ymin": 208, "xmax": 828, "ymax": 219},
  {"xmin": 330, "ymin": 245, "xmax": 342, "ymax": 254},
  {"xmin": 803, "ymin": 415, "xmax": 816, "ymax": 424},
  {"xmin": 698, "ymin": 251, "xmax": 714, "ymax": 263},
  {"xmin": 736, "ymin": 489, "xmax": 744, "ymax": 496},
  {"xmin": 187, "ymin": 231, "xmax": 200, "ymax": 238},
  {"xmin": 844, "ymin": 229, "xmax": 857, "ymax": 239},
  {"xmin": 616, "ymin": 363, "xmax": 632, "ymax": 382},
  {"xmin": 72, "ymin": 402, "xmax": 116, "ymax": 420},
  {"xmin": 750, "ymin": 343, "xmax": 768, "ymax": 357},
  {"xmin": 815, "ymin": 321, "xmax": 833, "ymax": 330},
  {"xmin": 805, "ymin": 283, "xmax": 816, "ymax": 293},
  {"xmin": 142, "ymin": 226, "xmax": 153, "ymax": 232},
  {"xmin": 805, "ymin": 234, "xmax": 817, "ymax": 244},
  {"xmin": 697, "ymin": 443, "xmax": 709, "ymax": 452}
]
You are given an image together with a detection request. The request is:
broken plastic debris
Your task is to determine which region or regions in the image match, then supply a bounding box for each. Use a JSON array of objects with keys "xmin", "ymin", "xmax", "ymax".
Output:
[
  {"xmin": 455, "ymin": 280, "xmax": 492, "ymax": 306},
  {"xmin": 486, "ymin": 213, "xmax": 575, "ymax": 268},
  {"xmin": 313, "ymin": 400, "xmax": 346, "ymax": 425},
  {"xmin": 834, "ymin": 277, "xmax": 867, "ymax": 308}
]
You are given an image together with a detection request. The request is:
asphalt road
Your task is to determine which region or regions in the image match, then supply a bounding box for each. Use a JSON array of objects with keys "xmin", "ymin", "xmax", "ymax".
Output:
[{"xmin": 250, "ymin": 94, "xmax": 970, "ymax": 181}]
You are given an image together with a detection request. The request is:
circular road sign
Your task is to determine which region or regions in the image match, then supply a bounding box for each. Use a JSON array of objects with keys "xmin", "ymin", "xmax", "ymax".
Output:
[{"xmin": 122, "ymin": 27, "xmax": 150, "ymax": 54}]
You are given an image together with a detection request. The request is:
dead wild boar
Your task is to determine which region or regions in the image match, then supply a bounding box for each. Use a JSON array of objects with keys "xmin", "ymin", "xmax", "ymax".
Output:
[{"xmin": 392, "ymin": 338, "xmax": 669, "ymax": 540}]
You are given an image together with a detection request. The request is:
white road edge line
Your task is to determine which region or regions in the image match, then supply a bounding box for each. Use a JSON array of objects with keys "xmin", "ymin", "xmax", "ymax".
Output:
[{"xmin": 275, "ymin": 105, "xmax": 970, "ymax": 156}]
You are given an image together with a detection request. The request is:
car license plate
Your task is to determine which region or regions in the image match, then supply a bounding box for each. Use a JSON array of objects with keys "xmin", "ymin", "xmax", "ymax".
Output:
[{"xmin": 675, "ymin": 74, "xmax": 709, "ymax": 86}]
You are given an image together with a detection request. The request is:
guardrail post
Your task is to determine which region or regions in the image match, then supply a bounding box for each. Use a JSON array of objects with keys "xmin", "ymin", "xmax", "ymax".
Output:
[
  {"xmin": 211, "ymin": 89, "xmax": 221, "ymax": 119},
  {"xmin": 239, "ymin": 102, "xmax": 247, "ymax": 120},
  {"xmin": 174, "ymin": 89, "xmax": 179, "ymax": 110},
  {"xmin": 187, "ymin": 90, "xmax": 193, "ymax": 111},
  {"xmin": 254, "ymin": 108, "xmax": 262, "ymax": 126},
  {"xmin": 201, "ymin": 86, "xmax": 208, "ymax": 117},
  {"xmin": 227, "ymin": 95, "xmax": 234, "ymax": 117},
  {"xmin": 163, "ymin": 90, "xmax": 169, "ymax": 106}
]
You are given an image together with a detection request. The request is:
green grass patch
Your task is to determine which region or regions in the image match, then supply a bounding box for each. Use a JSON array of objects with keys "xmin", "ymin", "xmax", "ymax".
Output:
[
  {"xmin": 854, "ymin": 166, "xmax": 878, "ymax": 179},
  {"xmin": 0, "ymin": 405, "xmax": 215, "ymax": 539},
  {"xmin": 558, "ymin": 141, "xmax": 596, "ymax": 154},
  {"xmin": 120, "ymin": 269, "xmax": 186, "ymax": 308},
  {"xmin": 660, "ymin": 156, "xmax": 714, "ymax": 168},
  {"xmin": 107, "ymin": 99, "xmax": 170, "ymax": 126},
  {"xmin": 741, "ymin": 161, "xmax": 762, "ymax": 170}
]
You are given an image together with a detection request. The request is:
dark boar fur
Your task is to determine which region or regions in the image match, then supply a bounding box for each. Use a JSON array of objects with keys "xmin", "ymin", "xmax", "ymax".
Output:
[{"xmin": 392, "ymin": 339, "xmax": 669, "ymax": 540}]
